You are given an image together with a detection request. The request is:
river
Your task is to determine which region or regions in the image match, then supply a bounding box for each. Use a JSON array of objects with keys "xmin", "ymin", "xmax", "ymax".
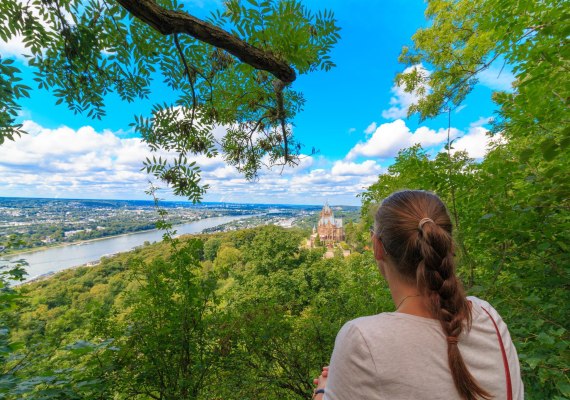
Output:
[{"xmin": 3, "ymin": 215, "xmax": 251, "ymax": 282}]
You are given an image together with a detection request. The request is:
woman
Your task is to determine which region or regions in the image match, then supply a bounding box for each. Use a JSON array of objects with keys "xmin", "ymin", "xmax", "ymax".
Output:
[{"xmin": 313, "ymin": 190, "xmax": 523, "ymax": 400}]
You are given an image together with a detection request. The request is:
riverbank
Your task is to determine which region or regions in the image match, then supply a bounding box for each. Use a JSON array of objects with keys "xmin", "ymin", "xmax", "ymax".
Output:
[
  {"xmin": 15, "ymin": 257, "xmax": 104, "ymax": 287},
  {"xmin": 1, "ymin": 230, "xmax": 155, "ymax": 257},
  {"xmin": 4, "ymin": 214, "xmax": 259, "ymax": 283},
  {"xmin": 0, "ymin": 219, "xmax": 211, "ymax": 258}
]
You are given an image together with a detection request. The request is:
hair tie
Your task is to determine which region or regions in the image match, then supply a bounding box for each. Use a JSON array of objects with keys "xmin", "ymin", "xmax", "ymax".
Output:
[
  {"xmin": 447, "ymin": 336, "xmax": 459, "ymax": 345},
  {"xmin": 418, "ymin": 217, "xmax": 434, "ymax": 230}
]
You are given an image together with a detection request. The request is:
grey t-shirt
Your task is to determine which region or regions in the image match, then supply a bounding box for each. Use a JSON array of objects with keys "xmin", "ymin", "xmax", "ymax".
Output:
[{"xmin": 324, "ymin": 296, "xmax": 523, "ymax": 400}]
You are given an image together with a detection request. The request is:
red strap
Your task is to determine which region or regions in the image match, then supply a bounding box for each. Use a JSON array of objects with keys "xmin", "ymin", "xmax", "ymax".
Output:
[{"xmin": 481, "ymin": 307, "xmax": 513, "ymax": 400}]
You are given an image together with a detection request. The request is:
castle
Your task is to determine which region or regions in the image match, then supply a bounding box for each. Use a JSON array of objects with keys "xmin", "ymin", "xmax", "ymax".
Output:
[{"xmin": 310, "ymin": 202, "xmax": 345, "ymax": 247}]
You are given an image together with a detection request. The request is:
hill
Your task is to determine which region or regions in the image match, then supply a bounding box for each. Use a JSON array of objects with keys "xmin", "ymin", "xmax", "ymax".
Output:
[{"xmin": 4, "ymin": 225, "xmax": 388, "ymax": 399}]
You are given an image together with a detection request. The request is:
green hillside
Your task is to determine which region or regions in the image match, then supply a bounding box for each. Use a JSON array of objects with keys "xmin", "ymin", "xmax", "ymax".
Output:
[{"xmin": 3, "ymin": 225, "xmax": 394, "ymax": 399}]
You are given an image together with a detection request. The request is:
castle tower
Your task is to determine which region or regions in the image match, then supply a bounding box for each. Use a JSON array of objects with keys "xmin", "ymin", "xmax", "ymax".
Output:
[{"xmin": 317, "ymin": 201, "xmax": 345, "ymax": 245}]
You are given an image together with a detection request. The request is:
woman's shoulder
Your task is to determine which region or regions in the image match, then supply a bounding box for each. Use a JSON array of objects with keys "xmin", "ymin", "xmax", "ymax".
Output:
[
  {"xmin": 349, "ymin": 311, "xmax": 441, "ymax": 328},
  {"xmin": 339, "ymin": 311, "xmax": 441, "ymax": 343},
  {"xmin": 467, "ymin": 295, "xmax": 493, "ymax": 309},
  {"xmin": 339, "ymin": 297, "xmax": 506, "ymax": 343},
  {"xmin": 467, "ymin": 296, "xmax": 504, "ymax": 323}
]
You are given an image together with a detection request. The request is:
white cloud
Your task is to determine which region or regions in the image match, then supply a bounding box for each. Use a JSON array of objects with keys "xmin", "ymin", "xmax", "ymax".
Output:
[
  {"xmin": 452, "ymin": 127, "xmax": 492, "ymax": 158},
  {"xmin": 282, "ymin": 154, "xmax": 315, "ymax": 174},
  {"xmin": 347, "ymin": 117, "xmax": 501, "ymax": 161},
  {"xmin": 0, "ymin": 120, "xmax": 383, "ymax": 205},
  {"xmin": 346, "ymin": 119, "xmax": 458, "ymax": 160},
  {"xmin": 451, "ymin": 117, "xmax": 503, "ymax": 159},
  {"xmin": 331, "ymin": 160, "xmax": 383, "ymax": 176},
  {"xmin": 0, "ymin": 120, "xmax": 231, "ymax": 199},
  {"xmin": 477, "ymin": 65, "xmax": 515, "ymax": 92},
  {"xmin": 208, "ymin": 165, "xmax": 240, "ymax": 179},
  {"xmin": 0, "ymin": 36, "xmax": 29, "ymax": 61},
  {"xmin": 197, "ymin": 161, "xmax": 379, "ymax": 205},
  {"xmin": 381, "ymin": 64, "xmax": 430, "ymax": 120},
  {"xmin": 469, "ymin": 116, "xmax": 492, "ymax": 128},
  {"xmin": 364, "ymin": 122, "xmax": 377, "ymax": 135}
]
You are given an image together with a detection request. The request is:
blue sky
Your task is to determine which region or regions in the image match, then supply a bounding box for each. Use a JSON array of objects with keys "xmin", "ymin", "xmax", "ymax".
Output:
[{"xmin": 0, "ymin": 0, "xmax": 513, "ymax": 205}]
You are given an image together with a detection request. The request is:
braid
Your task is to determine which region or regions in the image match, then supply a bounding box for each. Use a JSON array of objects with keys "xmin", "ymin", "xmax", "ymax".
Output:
[
  {"xmin": 416, "ymin": 221, "xmax": 490, "ymax": 400},
  {"xmin": 376, "ymin": 190, "xmax": 491, "ymax": 400}
]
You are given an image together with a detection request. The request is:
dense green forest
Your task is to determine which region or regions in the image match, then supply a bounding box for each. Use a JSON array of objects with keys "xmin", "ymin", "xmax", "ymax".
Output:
[{"xmin": 1, "ymin": 227, "xmax": 392, "ymax": 399}]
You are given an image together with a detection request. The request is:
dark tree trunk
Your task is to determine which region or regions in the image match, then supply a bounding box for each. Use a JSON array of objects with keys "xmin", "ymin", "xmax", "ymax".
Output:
[{"xmin": 115, "ymin": 0, "xmax": 296, "ymax": 84}]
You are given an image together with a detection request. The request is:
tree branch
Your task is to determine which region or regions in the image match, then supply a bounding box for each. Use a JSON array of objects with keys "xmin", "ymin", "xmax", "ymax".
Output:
[
  {"xmin": 173, "ymin": 33, "xmax": 197, "ymax": 126},
  {"xmin": 115, "ymin": 0, "xmax": 296, "ymax": 83},
  {"xmin": 272, "ymin": 79, "xmax": 289, "ymax": 163}
]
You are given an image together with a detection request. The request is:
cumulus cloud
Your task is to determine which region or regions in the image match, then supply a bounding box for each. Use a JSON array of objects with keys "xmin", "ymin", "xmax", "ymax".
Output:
[
  {"xmin": 0, "ymin": 120, "xmax": 230, "ymax": 199},
  {"xmin": 331, "ymin": 160, "xmax": 383, "ymax": 176},
  {"xmin": 477, "ymin": 64, "xmax": 515, "ymax": 92},
  {"xmin": 346, "ymin": 119, "xmax": 458, "ymax": 160},
  {"xmin": 451, "ymin": 127, "xmax": 490, "ymax": 158},
  {"xmin": 451, "ymin": 117, "xmax": 503, "ymax": 159},
  {"xmin": 199, "ymin": 161, "xmax": 380, "ymax": 205},
  {"xmin": 0, "ymin": 120, "xmax": 383, "ymax": 205},
  {"xmin": 381, "ymin": 64, "xmax": 430, "ymax": 120},
  {"xmin": 346, "ymin": 117, "xmax": 501, "ymax": 161}
]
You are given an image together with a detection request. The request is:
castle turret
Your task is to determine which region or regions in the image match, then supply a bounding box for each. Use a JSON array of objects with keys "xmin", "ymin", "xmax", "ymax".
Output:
[{"xmin": 316, "ymin": 202, "xmax": 345, "ymax": 245}]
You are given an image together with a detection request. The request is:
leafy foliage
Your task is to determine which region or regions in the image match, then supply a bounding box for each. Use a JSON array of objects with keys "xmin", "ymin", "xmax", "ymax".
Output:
[
  {"xmin": 5, "ymin": 226, "xmax": 390, "ymax": 399},
  {"xmin": 0, "ymin": 57, "xmax": 30, "ymax": 144},
  {"xmin": 2, "ymin": 0, "xmax": 568, "ymax": 398},
  {"xmin": 0, "ymin": 258, "xmax": 28, "ymax": 395},
  {"xmin": 0, "ymin": 0, "xmax": 340, "ymax": 201},
  {"xmin": 100, "ymin": 239, "xmax": 219, "ymax": 399}
]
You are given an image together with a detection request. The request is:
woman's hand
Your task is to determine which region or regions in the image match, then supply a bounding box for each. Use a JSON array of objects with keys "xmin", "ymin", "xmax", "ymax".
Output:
[{"xmin": 313, "ymin": 366, "xmax": 329, "ymax": 398}]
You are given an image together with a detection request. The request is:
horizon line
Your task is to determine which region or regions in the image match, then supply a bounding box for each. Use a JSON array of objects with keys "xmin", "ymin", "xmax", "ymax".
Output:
[{"xmin": 0, "ymin": 195, "xmax": 360, "ymax": 209}]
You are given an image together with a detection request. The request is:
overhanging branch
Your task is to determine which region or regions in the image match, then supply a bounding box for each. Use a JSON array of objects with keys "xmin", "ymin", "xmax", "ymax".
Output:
[{"xmin": 115, "ymin": 0, "xmax": 296, "ymax": 83}]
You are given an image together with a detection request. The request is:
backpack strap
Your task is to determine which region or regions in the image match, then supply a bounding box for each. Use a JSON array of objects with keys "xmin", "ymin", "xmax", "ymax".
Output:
[{"xmin": 481, "ymin": 306, "xmax": 513, "ymax": 400}]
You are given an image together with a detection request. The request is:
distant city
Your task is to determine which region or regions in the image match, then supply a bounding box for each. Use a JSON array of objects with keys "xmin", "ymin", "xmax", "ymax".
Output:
[{"xmin": 0, "ymin": 197, "xmax": 360, "ymax": 254}]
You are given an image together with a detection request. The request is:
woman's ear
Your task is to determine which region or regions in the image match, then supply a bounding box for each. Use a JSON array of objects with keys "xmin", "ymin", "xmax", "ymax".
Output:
[
  {"xmin": 372, "ymin": 236, "xmax": 389, "ymax": 279},
  {"xmin": 372, "ymin": 236, "xmax": 386, "ymax": 261}
]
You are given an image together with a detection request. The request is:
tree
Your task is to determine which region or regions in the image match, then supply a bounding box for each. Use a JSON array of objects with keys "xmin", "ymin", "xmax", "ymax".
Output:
[
  {"xmin": 397, "ymin": 0, "xmax": 567, "ymax": 131},
  {"xmin": 242, "ymin": 225, "xmax": 303, "ymax": 275},
  {"xmin": 203, "ymin": 236, "xmax": 222, "ymax": 261},
  {"xmin": 0, "ymin": 0, "xmax": 340, "ymax": 200},
  {"xmin": 101, "ymin": 239, "xmax": 219, "ymax": 399},
  {"xmin": 7, "ymin": 223, "xmax": 395, "ymax": 399},
  {"xmin": 213, "ymin": 245, "xmax": 242, "ymax": 278},
  {"xmin": 0, "ymin": 259, "xmax": 27, "ymax": 395}
]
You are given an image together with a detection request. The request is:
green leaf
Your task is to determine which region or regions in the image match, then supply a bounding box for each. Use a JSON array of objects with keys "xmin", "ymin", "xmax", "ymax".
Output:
[{"xmin": 540, "ymin": 138, "xmax": 558, "ymax": 161}]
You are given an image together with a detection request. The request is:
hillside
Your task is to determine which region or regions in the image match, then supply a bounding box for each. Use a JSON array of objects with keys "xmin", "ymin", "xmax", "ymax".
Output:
[{"xmin": 4, "ymin": 225, "xmax": 391, "ymax": 399}]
